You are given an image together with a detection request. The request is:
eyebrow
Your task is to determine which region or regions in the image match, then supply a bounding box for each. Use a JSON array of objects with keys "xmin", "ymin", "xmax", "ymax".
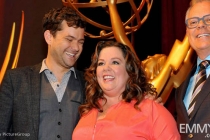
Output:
[
  {"xmin": 98, "ymin": 57, "xmax": 122, "ymax": 61},
  {"xmin": 66, "ymin": 35, "xmax": 85, "ymax": 41}
]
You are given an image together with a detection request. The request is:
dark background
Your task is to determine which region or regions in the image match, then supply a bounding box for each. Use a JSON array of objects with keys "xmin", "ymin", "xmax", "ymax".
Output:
[
  {"xmin": 0, "ymin": 0, "xmax": 190, "ymax": 71},
  {"xmin": 0, "ymin": 0, "xmax": 191, "ymax": 113}
]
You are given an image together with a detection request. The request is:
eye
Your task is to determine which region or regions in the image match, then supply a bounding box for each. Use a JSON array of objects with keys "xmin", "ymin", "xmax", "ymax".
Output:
[
  {"xmin": 97, "ymin": 62, "xmax": 104, "ymax": 66},
  {"xmin": 66, "ymin": 38, "xmax": 72, "ymax": 42},
  {"xmin": 112, "ymin": 61, "xmax": 119, "ymax": 65},
  {"xmin": 204, "ymin": 16, "xmax": 210, "ymax": 24},
  {"xmin": 79, "ymin": 41, "xmax": 84, "ymax": 45},
  {"xmin": 189, "ymin": 19, "xmax": 198, "ymax": 26}
]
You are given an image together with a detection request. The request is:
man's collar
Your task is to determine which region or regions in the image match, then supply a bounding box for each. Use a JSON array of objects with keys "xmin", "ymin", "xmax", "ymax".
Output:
[{"xmin": 39, "ymin": 59, "xmax": 77, "ymax": 79}]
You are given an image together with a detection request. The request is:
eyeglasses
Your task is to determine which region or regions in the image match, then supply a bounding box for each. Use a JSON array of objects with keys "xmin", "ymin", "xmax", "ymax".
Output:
[{"xmin": 185, "ymin": 14, "xmax": 210, "ymax": 29}]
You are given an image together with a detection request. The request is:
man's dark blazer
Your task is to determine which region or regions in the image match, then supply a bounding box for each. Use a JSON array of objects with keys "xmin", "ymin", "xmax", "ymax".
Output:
[
  {"xmin": 0, "ymin": 63, "xmax": 85, "ymax": 140},
  {"xmin": 176, "ymin": 65, "xmax": 210, "ymax": 140}
]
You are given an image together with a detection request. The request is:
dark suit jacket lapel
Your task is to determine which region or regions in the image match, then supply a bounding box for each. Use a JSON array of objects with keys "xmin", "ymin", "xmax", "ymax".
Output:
[
  {"xmin": 74, "ymin": 69, "xmax": 85, "ymax": 102},
  {"xmin": 177, "ymin": 66, "xmax": 197, "ymax": 123},
  {"xmin": 177, "ymin": 78, "xmax": 191, "ymax": 123},
  {"xmin": 30, "ymin": 63, "xmax": 42, "ymax": 138},
  {"xmin": 190, "ymin": 76, "xmax": 210, "ymax": 119}
]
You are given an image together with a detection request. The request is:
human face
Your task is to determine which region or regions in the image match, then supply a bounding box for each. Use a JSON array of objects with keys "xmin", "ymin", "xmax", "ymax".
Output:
[
  {"xmin": 186, "ymin": 1, "xmax": 210, "ymax": 59},
  {"xmin": 46, "ymin": 20, "xmax": 85, "ymax": 70},
  {"xmin": 96, "ymin": 46, "xmax": 129, "ymax": 99}
]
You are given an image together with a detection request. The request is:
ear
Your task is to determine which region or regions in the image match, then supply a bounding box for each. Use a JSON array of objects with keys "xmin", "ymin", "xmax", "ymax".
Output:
[
  {"xmin": 44, "ymin": 30, "xmax": 52, "ymax": 45},
  {"xmin": 186, "ymin": 28, "xmax": 189, "ymax": 37}
]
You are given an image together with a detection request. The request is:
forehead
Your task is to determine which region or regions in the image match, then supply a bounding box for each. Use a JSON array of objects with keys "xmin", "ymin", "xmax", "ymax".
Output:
[
  {"xmin": 188, "ymin": 1, "xmax": 210, "ymax": 18},
  {"xmin": 59, "ymin": 21, "xmax": 85, "ymax": 37},
  {"xmin": 99, "ymin": 47, "xmax": 124, "ymax": 58}
]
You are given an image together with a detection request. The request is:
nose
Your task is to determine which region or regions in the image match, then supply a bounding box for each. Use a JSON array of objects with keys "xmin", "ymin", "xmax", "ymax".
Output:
[
  {"xmin": 197, "ymin": 19, "xmax": 206, "ymax": 28},
  {"xmin": 103, "ymin": 63, "xmax": 111, "ymax": 71},
  {"xmin": 71, "ymin": 41, "xmax": 80, "ymax": 52}
]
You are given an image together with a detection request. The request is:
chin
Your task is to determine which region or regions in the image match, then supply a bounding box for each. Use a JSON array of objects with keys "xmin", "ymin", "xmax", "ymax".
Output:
[
  {"xmin": 194, "ymin": 43, "xmax": 210, "ymax": 49},
  {"xmin": 64, "ymin": 62, "xmax": 75, "ymax": 68}
]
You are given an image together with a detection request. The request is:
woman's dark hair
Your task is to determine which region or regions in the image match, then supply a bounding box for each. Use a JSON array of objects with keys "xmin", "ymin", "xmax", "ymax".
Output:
[{"xmin": 79, "ymin": 40, "xmax": 157, "ymax": 116}]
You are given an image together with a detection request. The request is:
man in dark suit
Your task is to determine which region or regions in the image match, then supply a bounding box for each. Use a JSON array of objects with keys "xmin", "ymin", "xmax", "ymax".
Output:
[
  {"xmin": 0, "ymin": 6, "xmax": 86, "ymax": 140},
  {"xmin": 176, "ymin": 0, "xmax": 210, "ymax": 139}
]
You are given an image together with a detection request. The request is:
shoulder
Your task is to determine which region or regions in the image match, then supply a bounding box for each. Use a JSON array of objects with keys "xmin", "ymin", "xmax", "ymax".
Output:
[
  {"xmin": 81, "ymin": 108, "xmax": 97, "ymax": 119},
  {"xmin": 139, "ymin": 99, "xmax": 180, "ymax": 139},
  {"xmin": 3, "ymin": 63, "xmax": 41, "ymax": 82},
  {"xmin": 0, "ymin": 63, "xmax": 41, "ymax": 91},
  {"xmin": 74, "ymin": 69, "xmax": 84, "ymax": 77},
  {"xmin": 139, "ymin": 99, "xmax": 174, "ymax": 119},
  {"xmin": 74, "ymin": 69, "xmax": 85, "ymax": 83},
  {"xmin": 7, "ymin": 63, "xmax": 41, "ymax": 74},
  {"xmin": 138, "ymin": 99, "xmax": 161, "ymax": 111}
]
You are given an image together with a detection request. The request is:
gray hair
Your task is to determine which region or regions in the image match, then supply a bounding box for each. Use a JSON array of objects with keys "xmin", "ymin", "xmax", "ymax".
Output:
[{"xmin": 185, "ymin": 0, "xmax": 210, "ymax": 19}]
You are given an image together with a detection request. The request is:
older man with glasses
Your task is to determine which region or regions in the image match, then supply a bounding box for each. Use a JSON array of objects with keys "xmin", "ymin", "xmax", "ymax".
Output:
[{"xmin": 175, "ymin": 0, "xmax": 210, "ymax": 140}]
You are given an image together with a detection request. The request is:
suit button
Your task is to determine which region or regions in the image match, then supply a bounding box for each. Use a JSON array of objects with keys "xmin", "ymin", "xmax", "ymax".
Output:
[
  {"xmin": 59, "ymin": 109, "xmax": 62, "ymax": 112},
  {"xmin": 188, "ymin": 134, "xmax": 193, "ymax": 138},
  {"xmin": 57, "ymin": 135, "xmax": 60, "ymax": 138},
  {"xmin": 58, "ymin": 122, "xmax": 61, "ymax": 125}
]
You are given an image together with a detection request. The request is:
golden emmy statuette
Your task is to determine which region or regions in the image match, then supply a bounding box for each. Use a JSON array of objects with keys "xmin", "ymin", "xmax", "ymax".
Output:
[
  {"xmin": 1, "ymin": 1, "xmax": 196, "ymax": 104},
  {"xmin": 142, "ymin": 36, "xmax": 196, "ymax": 103},
  {"xmin": 62, "ymin": 0, "xmax": 196, "ymax": 103},
  {"xmin": 62, "ymin": 0, "xmax": 153, "ymax": 58}
]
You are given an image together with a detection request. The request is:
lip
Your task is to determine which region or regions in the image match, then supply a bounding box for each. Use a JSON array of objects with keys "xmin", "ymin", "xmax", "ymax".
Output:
[
  {"xmin": 196, "ymin": 33, "xmax": 210, "ymax": 38},
  {"xmin": 103, "ymin": 75, "xmax": 115, "ymax": 80},
  {"xmin": 65, "ymin": 51, "xmax": 75, "ymax": 57}
]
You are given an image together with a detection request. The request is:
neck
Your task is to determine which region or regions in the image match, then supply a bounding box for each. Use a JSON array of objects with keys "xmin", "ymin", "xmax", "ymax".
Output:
[
  {"xmin": 45, "ymin": 58, "xmax": 69, "ymax": 82},
  {"xmin": 101, "ymin": 96, "xmax": 122, "ymax": 111},
  {"xmin": 197, "ymin": 51, "xmax": 210, "ymax": 60}
]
